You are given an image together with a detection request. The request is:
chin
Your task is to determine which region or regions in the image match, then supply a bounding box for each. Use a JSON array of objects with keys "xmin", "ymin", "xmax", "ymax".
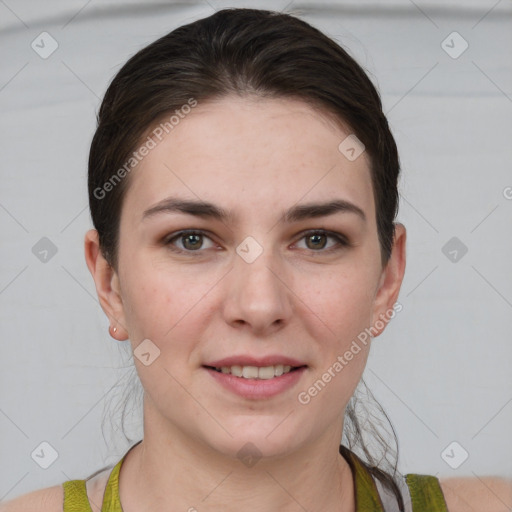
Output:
[{"xmin": 203, "ymin": 423, "xmax": 306, "ymax": 462}]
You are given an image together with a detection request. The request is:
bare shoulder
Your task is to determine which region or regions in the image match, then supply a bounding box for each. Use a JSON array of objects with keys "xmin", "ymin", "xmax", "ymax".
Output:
[
  {"xmin": 440, "ymin": 476, "xmax": 512, "ymax": 512},
  {"xmin": 0, "ymin": 484, "xmax": 63, "ymax": 512}
]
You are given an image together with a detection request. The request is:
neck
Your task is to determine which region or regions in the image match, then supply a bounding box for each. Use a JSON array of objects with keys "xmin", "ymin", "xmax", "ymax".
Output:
[{"xmin": 119, "ymin": 403, "xmax": 355, "ymax": 512}]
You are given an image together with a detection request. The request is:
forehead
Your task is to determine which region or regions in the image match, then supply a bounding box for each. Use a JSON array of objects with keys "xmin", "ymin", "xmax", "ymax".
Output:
[{"xmin": 121, "ymin": 96, "xmax": 375, "ymax": 227}]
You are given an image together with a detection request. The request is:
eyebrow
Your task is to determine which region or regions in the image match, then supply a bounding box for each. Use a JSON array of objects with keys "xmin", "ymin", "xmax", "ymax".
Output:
[{"xmin": 142, "ymin": 197, "xmax": 366, "ymax": 223}]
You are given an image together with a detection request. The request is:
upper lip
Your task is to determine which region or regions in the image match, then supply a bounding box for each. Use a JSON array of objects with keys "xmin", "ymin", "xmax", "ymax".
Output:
[{"xmin": 204, "ymin": 355, "xmax": 307, "ymax": 368}]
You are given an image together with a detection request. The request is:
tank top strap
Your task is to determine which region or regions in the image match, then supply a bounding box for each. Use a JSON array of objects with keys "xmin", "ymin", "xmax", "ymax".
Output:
[
  {"xmin": 339, "ymin": 444, "xmax": 386, "ymax": 510},
  {"xmin": 62, "ymin": 479, "xmax": 94, "ymax": 512},
  {"xmin": 100, "ymin": 457, "xmax": 124, "ymax": 511},
  {"xmin": 62, "ymin": 441, "xmax": 141, "ymax": 511},
  {"xmin": 339, "ymin": 445, "xmax": 448, "ymax": 512},
  {"xmin": 405, "ymin": 474, "xmax": 448, "ymax": 511},
  {"xmin": 374, "ymin": 471, "xmax": 449, "ymax": 511},
  {"xmin": 62, "ymin": 454, "xmax": 128, "ymax": 511}
]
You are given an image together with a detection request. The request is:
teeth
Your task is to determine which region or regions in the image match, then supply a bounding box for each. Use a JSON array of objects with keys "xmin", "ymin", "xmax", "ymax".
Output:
[
  {"xmin": 242, "ymin": 366, "xmax": 259, "ymax": 379},
  {"xmin": 215, "ymin": 364, "xmax": 297, "ymax": 379},
  {"xmin": 231, "ymin": 365, "xmax": 243, "ymax": 377}
]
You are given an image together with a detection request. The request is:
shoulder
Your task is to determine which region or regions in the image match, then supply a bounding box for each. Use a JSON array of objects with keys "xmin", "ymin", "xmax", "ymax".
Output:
[
  {"xmin": 0, "ymin": 484, "xmax": 63, "ymax": 512},
  {"xmin": 440, "ymin": 476, "xmax": 512, "ymax": 512},
  {"xmin": 0, "ymin": 469, "xmax": 110, "ymax": 512}
]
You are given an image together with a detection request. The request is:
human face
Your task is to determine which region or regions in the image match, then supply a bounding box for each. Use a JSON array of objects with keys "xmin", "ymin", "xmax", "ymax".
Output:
[{"xmin": 108, "ymin": 95, "xmax": 398, "ymax": 459}]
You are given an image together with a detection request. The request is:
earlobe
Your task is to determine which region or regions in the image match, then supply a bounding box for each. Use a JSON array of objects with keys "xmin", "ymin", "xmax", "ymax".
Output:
[
  {"xmin": 370, "ymin": 223, "xmax": 407, "ymax": 338},
  {"xmin": 84, "ymin": 229, "xmax": 129, "ymax": 339}
]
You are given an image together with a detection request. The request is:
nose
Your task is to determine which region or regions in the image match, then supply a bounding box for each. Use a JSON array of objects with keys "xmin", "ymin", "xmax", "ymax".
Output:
[{"xmin": 221, "ymin": 242, "xmax": 294, "ymax": 336}]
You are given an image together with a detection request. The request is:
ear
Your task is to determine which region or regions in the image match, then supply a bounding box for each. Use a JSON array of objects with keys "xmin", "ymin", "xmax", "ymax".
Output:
[
  {"xmin": 84, "ymin": 229, "xmax": 129, "ymax": 340},
  {"xmin": 370, "ymin": 223, "xmax": 406, "ymax": 337}
]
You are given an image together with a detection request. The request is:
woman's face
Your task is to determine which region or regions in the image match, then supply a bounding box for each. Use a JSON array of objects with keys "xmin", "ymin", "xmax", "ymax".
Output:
[{"xmin": 89, "ymin": 95, "xmax": 405, "ymax": 460}]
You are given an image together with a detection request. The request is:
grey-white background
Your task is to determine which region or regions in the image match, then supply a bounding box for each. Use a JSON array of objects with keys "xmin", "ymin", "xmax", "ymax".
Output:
[{"xmin": 1, "ymin": 0, "xmax": 511, "ymax": 501}]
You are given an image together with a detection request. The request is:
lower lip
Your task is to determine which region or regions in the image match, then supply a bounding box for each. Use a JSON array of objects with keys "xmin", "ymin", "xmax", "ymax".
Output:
[{"xmin": 203, "ymin": 366, "xmax": 307, "ymax": 399}]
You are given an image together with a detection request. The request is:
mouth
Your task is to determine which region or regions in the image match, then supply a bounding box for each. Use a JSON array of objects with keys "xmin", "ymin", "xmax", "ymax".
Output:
[{"xmin": 202, "ymin": 362, "xmax": 308, "ymax": 399}]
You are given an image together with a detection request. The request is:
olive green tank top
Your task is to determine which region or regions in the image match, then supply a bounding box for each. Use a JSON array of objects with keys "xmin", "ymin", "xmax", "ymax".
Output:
[{"xmin": 62, "ymin": 443, "xmax": 448, "ymax": 511}]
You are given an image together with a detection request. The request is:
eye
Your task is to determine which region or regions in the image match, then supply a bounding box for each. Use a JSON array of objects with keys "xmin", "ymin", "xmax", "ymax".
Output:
[
  {"xmin": 163, "ymin": 229, "xmax": 350, "ymax": 255},
  {"xmin": 294, "ymin": 230, "xmax": 349, "ymax": 252},
  {"xmin": 164, "ymin": 230, "xmax": 216, "ymax": 253}
]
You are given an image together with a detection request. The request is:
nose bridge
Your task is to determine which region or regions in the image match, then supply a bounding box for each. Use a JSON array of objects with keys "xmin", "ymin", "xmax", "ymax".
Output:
[
  {"xmin": 235, "ymin": 234, "xmax": 283, "ymax": 298},
  {"xmin": 223, "ymin": 234, "xmax": 293, "ymax": 330}
]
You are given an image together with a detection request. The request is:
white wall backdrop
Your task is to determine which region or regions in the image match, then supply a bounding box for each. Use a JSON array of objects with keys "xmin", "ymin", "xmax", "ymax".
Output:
[{"xmin": 1, "ymin": 0, "xmax": 511, "ymax": 501}]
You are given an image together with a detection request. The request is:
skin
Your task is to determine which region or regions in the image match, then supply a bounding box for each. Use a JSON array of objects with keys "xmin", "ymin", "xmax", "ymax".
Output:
[
  {"xmin": 1, "ymin": 98, "xmax": 510, "ymax": 512},
  {"xmin": 83, "ymin": 95, "xmax": 406, "ymax": 511},
  {"xmin": 85, "ymin": 95, "xmax": 408, "ymax": 511}
]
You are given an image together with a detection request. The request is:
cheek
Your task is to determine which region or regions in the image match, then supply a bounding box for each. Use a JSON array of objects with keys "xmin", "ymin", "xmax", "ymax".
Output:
[
  {"xmin": 120, "ymin": 257, "xmax": 223, "ymax": 363},
  {"xmin": 295, "ymin": 268, "xmax": 375, "ymax": 409},
  {"xmin": 298, "ymin": 277, "xmax": 372, "ymax": 417},
  {"xmin": 302, "ymin": 267, "xmax": 376, "ymax": 346},
  {"xmin": 120, "ymin": 268, "xmax": 208, "ymax": 398}
]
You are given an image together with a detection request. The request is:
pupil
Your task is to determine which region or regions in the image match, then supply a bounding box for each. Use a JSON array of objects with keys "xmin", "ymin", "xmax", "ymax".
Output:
[
  {"xmin": 307, "ymin": 234, "xmax": 326, "ymax": 250},
  {"xmin": 183, "ymin": 234, "xmax": 201, "ymax": 250}
]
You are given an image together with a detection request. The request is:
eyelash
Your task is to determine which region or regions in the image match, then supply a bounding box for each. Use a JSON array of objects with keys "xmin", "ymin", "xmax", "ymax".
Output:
[{"xmin": 162, "ymin": 229, "xmax": 350, "ymax": 255}]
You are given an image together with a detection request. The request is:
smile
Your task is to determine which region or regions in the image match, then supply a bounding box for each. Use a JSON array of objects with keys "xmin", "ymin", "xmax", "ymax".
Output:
[{"xmin": 202, "ymin": 364, "xmax": 308, "ymax": 399}]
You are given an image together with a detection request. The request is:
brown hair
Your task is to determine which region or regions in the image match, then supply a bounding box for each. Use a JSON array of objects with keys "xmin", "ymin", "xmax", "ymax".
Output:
[{"xmin": 89, "ymin": 8, "xmax": 403, "ymax": 508}]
